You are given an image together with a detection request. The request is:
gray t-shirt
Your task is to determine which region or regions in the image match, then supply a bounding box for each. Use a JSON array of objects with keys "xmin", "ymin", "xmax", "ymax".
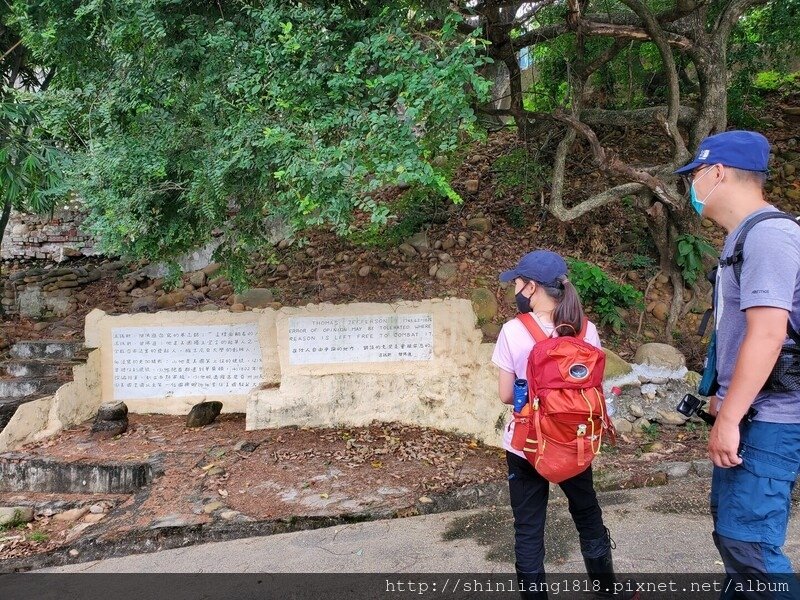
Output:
[{"xmin": 715, "ymin": 207, "xmax": 800, "ymax": 423}]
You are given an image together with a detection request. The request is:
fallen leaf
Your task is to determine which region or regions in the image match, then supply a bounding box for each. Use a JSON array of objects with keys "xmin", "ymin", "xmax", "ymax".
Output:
[
  {"xmin": 320, "ymin": 493, "xmax": 329, "ymax": 499},
  {"xmin": 218, "ymin": 488, "xmax": 228, "ymax": 497},
  {"xmin": 419, "ymin": 496, "xmax": 433, "ymax": 504},
  {"xmin": 371, "ymin": 460, "xmax": 382, "ymax": 469}
]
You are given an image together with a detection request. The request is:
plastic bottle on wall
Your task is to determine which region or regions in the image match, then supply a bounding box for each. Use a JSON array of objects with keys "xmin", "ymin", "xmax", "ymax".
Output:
[{"xmin": 606, "ymin": 386, "xmax": 622, "ymax": 418}]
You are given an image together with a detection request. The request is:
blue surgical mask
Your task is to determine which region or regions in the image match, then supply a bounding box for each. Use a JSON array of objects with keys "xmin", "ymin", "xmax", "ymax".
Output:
[
  {"xmin": 689, "ymin": 166, "xmax": 720, "ymax": 216},
  {"xmin": 689, "ymin": 185, "xmax": 705, "ymax": 216}
]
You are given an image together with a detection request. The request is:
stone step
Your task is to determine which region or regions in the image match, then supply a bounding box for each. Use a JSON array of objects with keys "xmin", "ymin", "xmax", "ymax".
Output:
[
  {"xmin": 0, "ymin": 396, "xmax": 41, "ymax": 433},
  {"xmin": 0, "ymin": 378, "xmax": 61, "ymax": 399},
  {"xmin": 10, "ymin": 340, "xmax": 85, "ymax": 361},
  {"xmin": 3, "ymin": 359, "xmax": 82, "ymax": 379},
  {"xmin": 0, "ymin": 452, "xmax": 155, "ymax": 494}
]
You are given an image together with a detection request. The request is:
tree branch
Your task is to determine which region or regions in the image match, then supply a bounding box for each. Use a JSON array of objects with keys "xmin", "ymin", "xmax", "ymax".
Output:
[
  {"xmin": 40, "ymin": 67, "xmax": 56, "ymax": 92},
  {"xmin": 583, "ymin": 7, "xmax": 694, "ymax": 27},
  {"xmin": 513, "ymin": 23, "xmax": 569, "ymax": 48},
  {"xmin": 551, "ymin": 179, "xmax": 647, "ymax": 221},
  {"xmin": 552, "ymin": 110, "xmax": 682, "ymax": 210},
  {"xmin": 714, "ymin": 0, "xmax": 769, "ymax": 41},
  {"xmin": 578, "ymin": 39, "xmax": 627, "ymax": 77},
  {"xmin": 618, "ymin": 0, "xmax": 688, "ymax": 160},
  {"xmin": 548, "ymin": 112, "xmax": 648, "ymax": 221},
  {"xmin": 1, "ymin": 39, "xmax": 22, "ymax": 63},
  {"xmin": 579, "ymin": 20, "xmax": 694, "ymax": 50},
  {"xmin": 580, "ymin": 105, "xmax": 697, "ymax": 127}
]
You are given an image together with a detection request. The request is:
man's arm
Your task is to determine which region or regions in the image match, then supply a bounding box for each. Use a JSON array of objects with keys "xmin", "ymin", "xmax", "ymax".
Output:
[
  {"xmin": 499, "ymin": 369, "xmax": 515, "ymax": 405},
  {"xmin": 708, "ymin": 306, "xmax": 788, "ymax": 467}
]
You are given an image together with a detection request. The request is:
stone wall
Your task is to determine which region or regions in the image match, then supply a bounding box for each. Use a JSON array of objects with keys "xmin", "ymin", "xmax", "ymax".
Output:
[
  {"xmin": 0, "ymin": 350, "xmax": 103, "ymax": 453},
  {"xmin": 84, "ymin": 308, "xmax": 279, "ymax": 415},
  {"xmin": 247, "ymin": 299, "xmax": 502, "ymax": 444},
  {"xmin": 79, "ymin": 299, "xmax": 506, "ymax": 446},
  {"xmin": 0, "ymin": 297, "xmax": 702, "ymax": 453},
  {"xmin": 1, "ymin": 208, "xmax": 97, "ymax": 263},
  {"xmin": 2, "ymin": 261, "xmax": 125, "ymax": 318}
]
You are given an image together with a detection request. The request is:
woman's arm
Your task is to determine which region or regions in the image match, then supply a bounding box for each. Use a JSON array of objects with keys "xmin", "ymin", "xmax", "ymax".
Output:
[{"xmin": 499, "ymin": 368, "xmax": 516, "ymax": 405}]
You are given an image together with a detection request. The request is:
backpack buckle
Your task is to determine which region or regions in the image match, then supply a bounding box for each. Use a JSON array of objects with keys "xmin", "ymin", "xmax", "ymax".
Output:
[
  {"xmin": 533, "ymin": 398, "xmax": 539, "ymax": 410},
  {"xmin": 577, "ymin": 424, "xmax": 587, "ymax": 437}
]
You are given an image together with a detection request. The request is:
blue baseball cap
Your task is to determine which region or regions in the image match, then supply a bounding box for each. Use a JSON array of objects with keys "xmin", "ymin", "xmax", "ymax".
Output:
[
  {"xmin": 674, "ymin": 130, "xmax": 770, "ymax": 175},
  {"xmin": 499, "ymin": 250, "xmax": 567, "ymax": 285}
]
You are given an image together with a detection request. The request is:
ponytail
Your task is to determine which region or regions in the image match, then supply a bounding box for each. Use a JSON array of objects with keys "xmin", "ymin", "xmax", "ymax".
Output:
[{"xmin": 551, "ymin": 277, "xmax": 585, "ymax": 338}]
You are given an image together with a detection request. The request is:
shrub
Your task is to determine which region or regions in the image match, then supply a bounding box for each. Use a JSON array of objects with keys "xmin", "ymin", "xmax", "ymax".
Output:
[
  {"xmin": 492, "ymin": 148, "xmax": 550, "ymax": 200},
  {"xmin": 675, "ymin": 234, "xmax": 717, "ymax": 287},
  {"xmin": 567, "ymin": 259, "xmax": 643, "ymax": 329}
]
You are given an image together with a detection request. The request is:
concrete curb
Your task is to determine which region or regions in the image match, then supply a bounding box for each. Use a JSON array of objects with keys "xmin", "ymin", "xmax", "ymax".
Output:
[
  {"xmin": 1, "ymin": 481, "xmax": 509, "ymax": 572},
  {"xmin": 2, "ymin": 456, "xmax": 735, "ymax": 572}
]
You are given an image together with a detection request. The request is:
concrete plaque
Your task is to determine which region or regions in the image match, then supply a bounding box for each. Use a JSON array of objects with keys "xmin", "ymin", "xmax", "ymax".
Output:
[
  {"xmin": 112, "ymin": 324, "xmax": 262, "ymax": 399},
  {"xmin": 288, "ymin": 313, "xmax": 433, "ymax": 365}
]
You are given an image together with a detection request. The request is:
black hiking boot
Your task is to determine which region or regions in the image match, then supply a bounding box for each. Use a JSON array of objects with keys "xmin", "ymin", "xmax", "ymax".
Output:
[{"xmin": 580, "ymin": 529, "xmax": 640, "ymax": 599}]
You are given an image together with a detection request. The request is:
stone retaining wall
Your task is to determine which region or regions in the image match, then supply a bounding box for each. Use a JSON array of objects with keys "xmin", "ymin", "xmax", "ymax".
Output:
[
  {"xmin": 1, "ymin": 261, "xmax": 125, "ymax": 318},
  {"xmin": 0, "ymin": 300, "xmax": 507, "ymax": 450},
  {"xmin": 1, "ymin": 209, "xmax": 98, "ymax": 262},
  {"xmin": 0, "ymin": 298, "xmax": 700, "ymax": 454},
  {"xmin": 81, "ymin": 300, "xmax": 505, "ymax": 445}
]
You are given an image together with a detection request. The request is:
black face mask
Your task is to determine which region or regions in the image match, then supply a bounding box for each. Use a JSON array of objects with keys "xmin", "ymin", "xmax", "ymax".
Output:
[{"xmin": 515, "ymin": 291, "xmax": 532, "ymax": 314}]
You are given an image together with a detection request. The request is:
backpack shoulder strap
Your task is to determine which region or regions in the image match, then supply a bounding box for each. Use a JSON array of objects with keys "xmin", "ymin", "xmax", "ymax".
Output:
[
  {"xmin": 720, "ymin": 212, "xmax": 800, "ymax": 283},
  {"xmin": 720, "ymin": 211, "xmax": 800, "ymax": 344},
  {"xmin": 516, "ymin": 313, "xmax": 549, "ymax": 343},
  {"xmin": 578, "ymin": 317, "xmax": 589, "ymax": 340}
]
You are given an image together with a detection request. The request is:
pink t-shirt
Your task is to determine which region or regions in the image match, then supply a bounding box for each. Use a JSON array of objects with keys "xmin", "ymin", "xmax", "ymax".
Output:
[{"xmin": 491, "ymin": 314, "xmax": 602, "ymax": 458}]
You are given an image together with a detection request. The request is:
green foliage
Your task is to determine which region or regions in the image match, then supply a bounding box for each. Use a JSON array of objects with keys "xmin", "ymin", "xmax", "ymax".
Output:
[
  {"xmin": 0, "ymin": 98, "xmax": 64, "ymax": 215},
  {"xmin": 492, "ymin": 148, "xmax": 550, "ymax": 199},
  {"xmin": 491, "ymin": 148, "xmax": 549, "ymax": 228},
  {"xmin": 12, "ymin": 1, "xmax": 490, "ymax": 281},
  {"xmin": 642, "ymin": 422, "xmax": 660, "ymax": 443},
  {"xmin": 728, "ymin": 2, "xmax": 800, "ymax": 126},
  {"xmin": 351, "ymin": 150, "xmax": 464, "ymax": 248},
  {"xmin": 752, "ymin": 71, "xmax": 799, "ymax": 92},
  {"xmin": 523, "ymin": 79, "xmax": 569, "ymax": 113},
  {"xmin": 505, "ymin": 205, "xmax": 527, "ymax": 229},
  {"xmin": 29, "ymin": 530, "xmax": 49, "ymax": 543},
  {"xmin": 522, "ymin": 33, "xmax": 574, "ymax": 112},
  {"xmin": 567, "ymin": 259, "xmax": 643, "ymax": 329},
  {"xmin": 0, "ymin": 508, "xmax": 27, "ymax": 531},
  {"xmin": 613, "ymin": 252, "xmax": 656, "ymax": 271},
  {"xmin": 351, "ymin": 185, "xmax": 447, "ymax": 248},
  {"xmin": 675, "ymin": 234, "xmax": 717, "ymax": 287},
  {"xmin": 162, "ymin": 262, "xmax": 183, "ymax": 292}
]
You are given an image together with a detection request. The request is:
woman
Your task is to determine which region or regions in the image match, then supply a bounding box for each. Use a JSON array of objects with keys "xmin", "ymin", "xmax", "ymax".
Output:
[{"xmin": 491, "ymin": 249, "xmax": 637, "ymax": 600}]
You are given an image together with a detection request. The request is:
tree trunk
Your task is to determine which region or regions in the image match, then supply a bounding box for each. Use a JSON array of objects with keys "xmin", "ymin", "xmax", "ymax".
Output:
[
  {"xmin": 0, "ymin": 198, "xmax": 11, "ymax": 262},
  {"xmin": 690, "ymin": 42, "xmax": 728, "ymax": 146},
  {"xmin": 641, "ymin": 195, "xmax": 698, "ymax": 343},
  {"xmin": 0, "ymin": 198, "xmax": 12, "ymax": 314}
]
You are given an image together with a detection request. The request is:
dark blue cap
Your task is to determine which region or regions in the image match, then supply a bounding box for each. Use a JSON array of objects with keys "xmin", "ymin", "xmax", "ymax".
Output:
[
  {"xmin": 499, "ymin": 250, "xmax": 567, "ymax": 285},
  {"xmin": 674, "ymin": 130, "xmax": 770, "ymax": 175}
]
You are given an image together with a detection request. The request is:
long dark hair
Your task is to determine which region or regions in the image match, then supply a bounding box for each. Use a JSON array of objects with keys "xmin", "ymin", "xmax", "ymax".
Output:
[{"xmin": 539, "ymin": 275, "xmax": 585, "ymax": 337}]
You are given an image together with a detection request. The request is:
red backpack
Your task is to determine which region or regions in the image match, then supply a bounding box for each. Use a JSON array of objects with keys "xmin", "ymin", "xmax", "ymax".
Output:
[{"xmin": 511, "ymin": 314, "xmax": 615, "ymax": 483}]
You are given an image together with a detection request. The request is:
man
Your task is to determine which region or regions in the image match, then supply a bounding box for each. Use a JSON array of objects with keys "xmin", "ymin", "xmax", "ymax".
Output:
[{"xmin": 676, "ymin": 130, "xmax": 800, "ymax": 598}]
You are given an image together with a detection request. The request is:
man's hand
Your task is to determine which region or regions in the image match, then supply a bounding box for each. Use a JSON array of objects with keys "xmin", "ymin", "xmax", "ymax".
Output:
[
  {"xmin": 708, "ymin": 417, "xmax": 742, "ymax": 468},
  {"xmin": 708, "ymin": 306, "xmax": 786, "ymax": 467},
  {"xmin": 708, "ymin": 396, "xmax": 720, "ymax": 417}
]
